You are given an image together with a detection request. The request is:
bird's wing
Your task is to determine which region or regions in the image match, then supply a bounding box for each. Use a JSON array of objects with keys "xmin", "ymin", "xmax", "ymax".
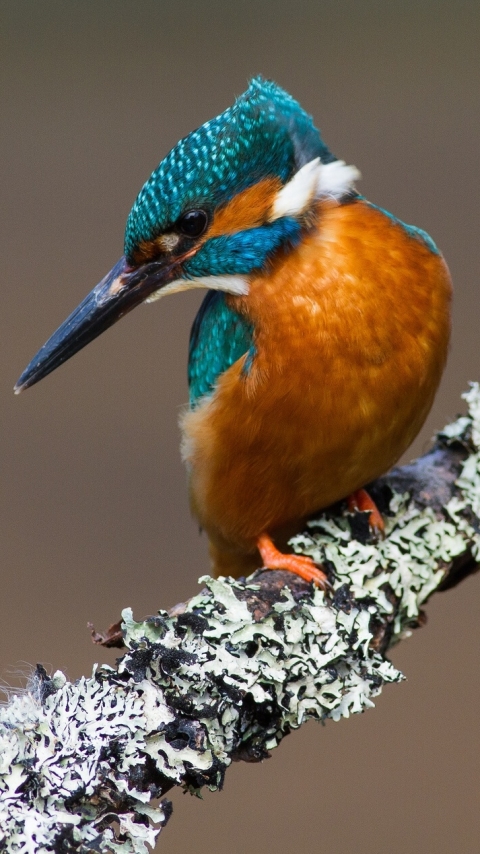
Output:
[{"xmin": 188, "ymin": 291, "xmax": 254, "ymax": 408}]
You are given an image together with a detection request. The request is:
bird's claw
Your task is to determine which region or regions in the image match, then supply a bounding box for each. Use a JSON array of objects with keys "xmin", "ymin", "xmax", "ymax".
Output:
[{"xmin": 257, "ymin": 533, "xmax": 330, "ymax": 589}]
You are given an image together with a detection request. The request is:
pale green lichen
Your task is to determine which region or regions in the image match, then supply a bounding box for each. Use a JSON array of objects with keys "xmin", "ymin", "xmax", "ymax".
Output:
[
  {"xmin": 0, "ymin": 668, "xmax": 171, "ymax": 853},
  {"xmin": 291, "ymin": 383, "xmax": 480, "ymax": 639},
  {"xmin": 1, "ymin": 385, "xmax": 479, "ymax": 852}
]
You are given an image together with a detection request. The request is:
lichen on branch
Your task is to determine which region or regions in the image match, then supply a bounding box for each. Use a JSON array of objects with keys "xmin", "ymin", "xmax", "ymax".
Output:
[{"xmin": 1, "ymin": 385, "xmax": 480, "ymax": 852}]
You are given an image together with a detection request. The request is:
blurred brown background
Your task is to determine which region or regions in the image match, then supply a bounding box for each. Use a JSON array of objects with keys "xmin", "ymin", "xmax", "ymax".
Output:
[{"xmin": 1, "ymin": 2, "xmax": 479, "ymax": 851}]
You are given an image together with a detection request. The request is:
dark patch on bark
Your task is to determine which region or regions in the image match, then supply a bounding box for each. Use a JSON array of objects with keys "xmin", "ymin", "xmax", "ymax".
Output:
[
  {"xmin": 175, "ymin": 612, "xmax": 210, "ymax": 637},
  {"xmin": 333, "ymin": 583, "xmax": 355, "ymax": 613},
  {"xmin": 30, "ymin": 664, "xmax": 59, "ymax": 704},
  {"xmin": 347, "ymin": 510, "xmax": 371, "ymax": 544}
]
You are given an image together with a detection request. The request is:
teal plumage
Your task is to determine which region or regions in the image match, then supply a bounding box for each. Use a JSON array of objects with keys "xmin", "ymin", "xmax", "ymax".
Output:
[
  {"xmin": 183, "ymin": 215, "xmax": 302, "ymax": 277},
  {"xmin": 188, "ymin": 292, "xmax": 254, "ymax": 407}
]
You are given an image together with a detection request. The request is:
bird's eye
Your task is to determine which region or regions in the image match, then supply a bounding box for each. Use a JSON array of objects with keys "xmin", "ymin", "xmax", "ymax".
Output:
[{"xmin": 177, "ymin": 209, "xmax": 208, "ymax": 238}]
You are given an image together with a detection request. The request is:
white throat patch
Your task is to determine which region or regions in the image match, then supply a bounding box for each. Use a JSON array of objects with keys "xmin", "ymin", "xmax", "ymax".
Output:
[{"xmin": 145, "ymin": 273, "xmax": 249, "ymax": 303}]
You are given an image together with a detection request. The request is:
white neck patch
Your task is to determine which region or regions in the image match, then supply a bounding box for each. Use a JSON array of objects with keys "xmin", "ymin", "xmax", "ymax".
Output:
[
  {"xmin": 270, "ymin": 157, "xmax": 360, "ymax": 222},
  {"xmin": 145, "ymin": 273, "xmax": 249, "ymax": 303}
]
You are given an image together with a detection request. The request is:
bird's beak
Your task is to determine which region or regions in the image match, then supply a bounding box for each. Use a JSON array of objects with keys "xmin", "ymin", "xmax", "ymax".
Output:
[{"xmin": 14, "ymin": 254, "xmax": 182, "ymax": 393}]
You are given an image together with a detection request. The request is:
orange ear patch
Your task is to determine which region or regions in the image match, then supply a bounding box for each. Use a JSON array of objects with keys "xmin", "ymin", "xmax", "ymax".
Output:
[{"xmin": 206, "ymin": 177, "xmax": 282, "ymax": 238}]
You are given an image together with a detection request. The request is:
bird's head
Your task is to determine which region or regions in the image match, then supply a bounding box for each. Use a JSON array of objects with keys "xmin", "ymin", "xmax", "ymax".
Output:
[{"xmin": 15, "ymin": 77, "xmax": 359, "ymax": 393}]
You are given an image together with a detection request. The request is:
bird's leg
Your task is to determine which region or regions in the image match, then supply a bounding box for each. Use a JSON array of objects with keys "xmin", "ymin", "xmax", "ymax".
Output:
[
  {"xmin": 256, "ymin": 533, "xmax": 329, "ymax": 588},
  {"xmin": 347, "ymin": 488, "xmax": 385, "ymax": 535}
]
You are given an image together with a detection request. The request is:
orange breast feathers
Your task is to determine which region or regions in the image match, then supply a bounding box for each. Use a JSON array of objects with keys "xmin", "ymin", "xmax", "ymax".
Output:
[{"xmin": 182, "ymin": 198, "xmax": 452, "ymax": 564}]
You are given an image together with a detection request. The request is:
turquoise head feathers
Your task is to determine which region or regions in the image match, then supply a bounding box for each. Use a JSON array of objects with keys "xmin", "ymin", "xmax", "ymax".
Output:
[{"xmin": 124, "ymin": 77, "xmax": 335, "ymax": 263}]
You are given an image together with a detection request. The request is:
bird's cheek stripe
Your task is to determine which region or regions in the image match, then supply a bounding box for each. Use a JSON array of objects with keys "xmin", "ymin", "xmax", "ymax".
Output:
[{"xmin": 184, "ymin": 217, "xmax": 302, "ymax": 277}]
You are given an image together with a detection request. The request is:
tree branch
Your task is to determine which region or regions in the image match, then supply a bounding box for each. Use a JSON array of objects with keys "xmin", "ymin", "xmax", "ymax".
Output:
[{"xmin": 1, "ymin": 386, "xmax": 480, "ymax": 853}]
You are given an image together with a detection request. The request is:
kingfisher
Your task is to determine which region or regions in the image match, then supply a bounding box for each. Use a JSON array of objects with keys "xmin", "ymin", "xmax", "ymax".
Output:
[{"xmin": 15, "ymin": 77, "xmax": 452, "ymax": 587}]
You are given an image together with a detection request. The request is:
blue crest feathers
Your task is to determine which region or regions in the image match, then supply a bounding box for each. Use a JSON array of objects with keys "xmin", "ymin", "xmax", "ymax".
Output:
[{"xmin": 124, "ymin": 77, "xmax": 334, "ymax": 260}]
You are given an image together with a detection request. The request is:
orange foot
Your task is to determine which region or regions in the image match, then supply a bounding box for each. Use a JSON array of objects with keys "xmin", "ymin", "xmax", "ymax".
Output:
[
  {"xmin": 257, "ymin": 533, "xmax": 329, "ymax": 588},
  {"xmin": 347, "ymin": 488, "xmax": 385, "ymax": 536}
]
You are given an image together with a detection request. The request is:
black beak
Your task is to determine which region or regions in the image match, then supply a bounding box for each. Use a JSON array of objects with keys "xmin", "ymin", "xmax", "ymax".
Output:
[{"xmin": 14, "ymin": 254, "xmax": 181, "ymax": 393}]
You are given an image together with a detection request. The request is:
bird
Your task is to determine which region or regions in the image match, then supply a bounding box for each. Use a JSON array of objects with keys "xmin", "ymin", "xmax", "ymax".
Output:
[{"xmin": 15, "ymin": 77, "xmax": 452, "ymax": 587}]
